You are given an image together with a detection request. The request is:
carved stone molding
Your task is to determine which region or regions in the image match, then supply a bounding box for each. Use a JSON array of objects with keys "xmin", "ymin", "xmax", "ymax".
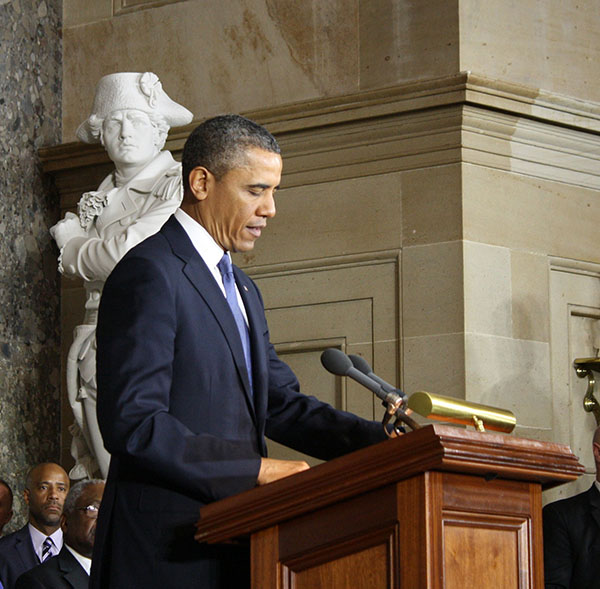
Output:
[
  {"xmin": 40, "ymin": 72, "xmax": 600, "ymax": 212},
  {"xmin": 112, "ymin": 0, "xmax": 185, "ymax": 17}
]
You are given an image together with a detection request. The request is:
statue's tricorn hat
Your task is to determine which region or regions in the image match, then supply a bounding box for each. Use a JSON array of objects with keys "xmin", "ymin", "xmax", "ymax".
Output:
[{"xmin": 76, "ymin": 72, "xmax": 193, "ymax": 143}]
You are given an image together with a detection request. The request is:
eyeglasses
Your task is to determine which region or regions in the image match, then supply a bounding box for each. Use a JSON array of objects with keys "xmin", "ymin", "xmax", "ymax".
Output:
[{"xmin": 76, "ymin": 505, "xmax": 99, "ymax": 519}]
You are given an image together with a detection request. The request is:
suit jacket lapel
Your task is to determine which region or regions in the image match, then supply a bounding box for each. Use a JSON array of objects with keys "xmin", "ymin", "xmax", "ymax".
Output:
[
  {"xmin": 58, "ymin": 547, "xmax": 89, "ymax": 588},
  {"xmin": 161, "ymin": 217, "xmax": 256, "ymax": 419},
  {"xmin": 15, "ymin": 525, "xmax": 38, "ymax": 568}
]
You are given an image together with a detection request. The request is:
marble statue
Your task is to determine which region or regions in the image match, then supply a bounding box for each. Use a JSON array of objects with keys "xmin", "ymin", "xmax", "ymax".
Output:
[{"xmin": 50, "ymin": 72, "xmax": 193, "ymax": 479}]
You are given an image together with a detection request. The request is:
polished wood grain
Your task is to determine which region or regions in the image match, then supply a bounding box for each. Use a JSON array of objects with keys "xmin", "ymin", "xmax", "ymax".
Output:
[
  {"xmin": 195, "ymin": 425, "xmax": 583, "ymax": 544},
  {"xmin": 195, "ymin": 426, "xmax": 583, "ymax": 588},
  {"xmin": 286, "ymin": 541, "xmax": 390, "ymax": 589},
  {"xmin": 251, "ymin": 526, "xmax": 280, "ymax": 589},
  {"xmin": 443, "ymin": 513, "xmax": 526, "ymax": 588}
]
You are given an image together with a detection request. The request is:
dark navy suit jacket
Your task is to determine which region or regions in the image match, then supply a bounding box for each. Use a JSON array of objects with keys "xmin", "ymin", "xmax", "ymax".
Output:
[
  {"xmin": 15, "ymin": 546, "xmax": 88, "ymax": 589},
  {"xmin": 90, "ymin": 216, "xmax": 387, "ymax": 588},
  {"xmin": 0, "ymin": 525, "xmax": 38, "ymax": 589},
  {"xmin": 543, "ymin": 483, "xmax": 600, "ymax": 588}
]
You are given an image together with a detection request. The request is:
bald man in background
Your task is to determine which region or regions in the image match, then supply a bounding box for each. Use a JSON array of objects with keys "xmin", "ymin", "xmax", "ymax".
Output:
[
  {"xmin": 0, "ymin": 464, "xmax": 69, "ymax": 589},
  {"xmin": 16, "ymin": 479, "xmax": 105, "ymax": 589}
]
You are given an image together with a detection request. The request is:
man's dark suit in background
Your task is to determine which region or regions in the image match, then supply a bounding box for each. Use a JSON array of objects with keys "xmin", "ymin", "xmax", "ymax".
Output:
[
  {"xmin": 15, "ymin": 547, "xmax": 88, "ymax": 589},
  {"xmin": 0, "ymin": 526, "xmax": 38, "ymax": 589},
  {"xmin": 543, "ymin": 425, "xmax": 600, "ymax": 588},
  {"xmin": 0, "ymin": 464, "xmax": 69, "ymax": 589},
  {"xmin": 16, "ymin": 479, "xmax": 104, "ymax": 589}
]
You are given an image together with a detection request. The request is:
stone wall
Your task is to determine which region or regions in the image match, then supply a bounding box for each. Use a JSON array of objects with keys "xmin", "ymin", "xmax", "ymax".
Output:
[
  {"xmin": 53, "ymin": 0, "xmax": 600, "ymax": 504},
  {"xmin": 0, "ymin": 0, "xmax": 62, "ymax": 531},
  {"xmin": 61, "ymin": 0, "xmax": 600, "ymax": 141}
]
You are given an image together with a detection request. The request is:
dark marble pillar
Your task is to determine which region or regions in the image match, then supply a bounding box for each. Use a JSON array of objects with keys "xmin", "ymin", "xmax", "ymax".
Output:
[{"xmin": 0, "ymin": 0, "xmax": 62, "ymax": 532}]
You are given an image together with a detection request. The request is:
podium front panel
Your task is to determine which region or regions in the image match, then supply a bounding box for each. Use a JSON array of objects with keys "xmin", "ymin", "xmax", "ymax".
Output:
[{"xmin": 251, "ymin": 471, "xmax": 543, "ymax": 588}]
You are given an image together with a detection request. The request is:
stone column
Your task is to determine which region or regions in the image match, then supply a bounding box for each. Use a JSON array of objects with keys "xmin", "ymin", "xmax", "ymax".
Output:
[{"xmin": 0, "ymin": 0, "xmax": 62, "ymax": 531}]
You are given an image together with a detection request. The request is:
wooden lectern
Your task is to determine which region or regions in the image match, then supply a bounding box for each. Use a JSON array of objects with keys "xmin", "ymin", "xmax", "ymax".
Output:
[{"xmin": 195, "ymin": 425, "xmax": 584, "ymax": 588}]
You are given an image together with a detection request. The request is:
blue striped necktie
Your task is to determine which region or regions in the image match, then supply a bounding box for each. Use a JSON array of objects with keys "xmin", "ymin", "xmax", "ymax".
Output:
[
  {"xmin": 41, "ymin": 537, "xmax": 53, "ymax": 562},
  {"xmin": 217, "ymin": 253, "xmax": 253, "ymax": 391}
]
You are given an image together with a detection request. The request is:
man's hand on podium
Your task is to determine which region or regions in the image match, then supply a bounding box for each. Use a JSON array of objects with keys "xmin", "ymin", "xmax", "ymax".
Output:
[{"xmin": 257, "ymin": 457, "xmax": 310, "ymax": 485}]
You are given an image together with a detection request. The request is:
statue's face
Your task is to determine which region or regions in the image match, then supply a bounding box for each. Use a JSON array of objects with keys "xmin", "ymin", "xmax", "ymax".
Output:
[{"xmin": 102, "ymin": 109, "xmax": 160, "ymax": 168}]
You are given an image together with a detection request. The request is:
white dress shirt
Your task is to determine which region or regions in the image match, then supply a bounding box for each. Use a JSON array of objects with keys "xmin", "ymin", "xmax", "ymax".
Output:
[
  {"xmin": 174, "ymin": 209, "xmax": 249, "ymax": 324},
  {"xmin": 28, "ymin": 523, "xmax": 63, "ymax": 562},
  {"xmin": 65, "ymin": 544, "xmax": 92, "ymax": 575}
]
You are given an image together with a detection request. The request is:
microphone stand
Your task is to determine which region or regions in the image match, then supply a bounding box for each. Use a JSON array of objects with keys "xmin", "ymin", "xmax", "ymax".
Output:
[{"xmin": 381, "ymin": 397, "xmax": 421, "ymax": 436}]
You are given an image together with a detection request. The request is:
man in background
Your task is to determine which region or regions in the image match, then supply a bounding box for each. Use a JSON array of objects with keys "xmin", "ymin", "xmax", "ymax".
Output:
[
  {"xmin": 543, "ymin": 426, "xmax": 600, "ymax": 588},
  {"xmin": 0, "ymin": 464, "xmax": 69, "ymax": 589},
  {"xmin": 16, "ymin": 479, "xmax": 105, "ymax": 589},
  {"xmin": 0, "ymin": 481, "xmax": 13, "ymax": 536}
]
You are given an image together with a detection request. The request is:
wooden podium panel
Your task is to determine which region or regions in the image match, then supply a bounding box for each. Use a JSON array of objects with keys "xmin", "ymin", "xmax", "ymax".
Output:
[{"xmin": 196, "ymin": 425, "xmax": 584, "ymax": 588}]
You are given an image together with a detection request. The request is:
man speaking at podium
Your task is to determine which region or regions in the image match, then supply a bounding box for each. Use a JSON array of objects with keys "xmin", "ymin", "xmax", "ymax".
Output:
[{"xmin": 90, "ymin": 115, "xmax": 390, "ymax": 588}]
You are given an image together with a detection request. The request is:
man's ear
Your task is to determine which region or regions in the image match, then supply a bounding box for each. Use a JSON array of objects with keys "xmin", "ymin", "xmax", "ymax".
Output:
[
  {"xmin": 594, "ymin": 441, "xmax": 600, "ymax": 463},
  {"xmin": 187, "ymin": 167, "xmax": 211, "ymax": 202},
  {"xmin": 23, "ymin": 489, "xmax": 30, "ymax": 506},
  {"xmin": 60, "ymin": 513, "xmax": 67, "ymax": 533}
]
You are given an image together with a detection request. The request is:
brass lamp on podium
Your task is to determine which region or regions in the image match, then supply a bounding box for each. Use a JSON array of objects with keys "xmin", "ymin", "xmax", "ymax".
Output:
[{"xmin": 407, "ymin": 391, "xmax": 516, "ymax": 433}]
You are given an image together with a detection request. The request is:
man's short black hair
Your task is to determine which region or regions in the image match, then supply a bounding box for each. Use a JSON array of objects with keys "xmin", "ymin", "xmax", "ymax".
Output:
[{"xmin": 182, "ymin": 114, "xmax": 280, "ymax": 191}]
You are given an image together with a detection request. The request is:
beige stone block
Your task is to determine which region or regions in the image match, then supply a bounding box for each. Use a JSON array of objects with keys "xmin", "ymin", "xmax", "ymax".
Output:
[
  {"xmin": 62, "ymin": 0, "xmax": 366, "ymax": 139},
  {"xmin": 256, "ymin": 257, "xmax": 401, "ymax": 416},
  {"xmin": 63, "ymin": 0, "xmax": 112, "ymax": 27},
  {"xmin": 238, "ymin": 173, "xmax": 402, "ymax": 267},
  {"xmin": 463, "ymin": 240, "xmax": 512, "ymax": 337},
  {"xmin": 463, "ymin": 164, "xmax": 600, "ymax": 265},
  {"xmin": 403, "ymin": 333, "xmax": 466, "ymax": 401},
  {"xmin": 510, "ymin": 250, "xmax": 550, "ymax": 343},
  {"xmin": 355, "ymin": 338, "xmax": 402, "ymax": 391},
  {"xmin": 464, "ymin": 333, "xmax": 551, "ymax": 430},
  {"xmin": 459, "ymin": 0, "xmax": 600, "ymax": 104},
  {"xmin": 255, "ymin": 256, "xmax": 400, "ymax": 345},
  {"xmin": 266, "ymin": 299, "xmax": 373, "ymax": 358},
  {"xmin": 402, "ymin": 241, "xmax": 464, "ymax": 338},
  {"xmin": 401, "ymin": 164, "xmax": 463, "ymax": 247},
  {"xmin": 359, "ymin": 0, "xmax": 459, "ymax": 90},
  {"xmin": 264, "ymin": 294, "xmax": 393, "ymax": 463},
  {"xmin": 265, "ymin": 0, "xmax": 360, "ymax": 92}
]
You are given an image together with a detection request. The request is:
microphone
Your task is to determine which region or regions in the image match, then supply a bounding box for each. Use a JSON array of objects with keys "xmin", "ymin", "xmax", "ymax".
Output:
[
  {"xmin": 348, "ymin": 354, "xmax": 407, "ymax": 401},
  {"xmin": 320, "ymin": 348, "xmax": 403, "ymax": 406}
]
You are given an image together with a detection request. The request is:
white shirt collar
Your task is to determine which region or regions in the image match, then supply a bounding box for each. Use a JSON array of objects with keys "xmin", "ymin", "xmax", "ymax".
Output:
[
  {"xmin": 173, "ymin": 209, "xmax": 248, "ymax": 322},
  {"xmin": 28, "ymin": 523, "xmax": 63, "ymax": 561},
  {"xmin": 175, "ymin": 209, "xmax": 224, "ymax": 268},
  {"xmin": 65, "ymin": 544, "xmax": 91, "ymax": 575}
]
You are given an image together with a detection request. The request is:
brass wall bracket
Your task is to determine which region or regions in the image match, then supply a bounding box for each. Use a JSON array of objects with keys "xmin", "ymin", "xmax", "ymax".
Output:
[{"xmin": 574, "ymin": 358, "xmax": 600, "ymax": 426}]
